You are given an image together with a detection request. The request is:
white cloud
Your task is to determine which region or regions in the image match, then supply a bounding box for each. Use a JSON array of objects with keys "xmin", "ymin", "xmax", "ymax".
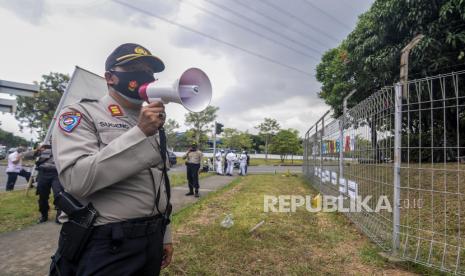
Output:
[{"xmin": 0, "ymin": 0, "xmax": 374, "ymax": 141}]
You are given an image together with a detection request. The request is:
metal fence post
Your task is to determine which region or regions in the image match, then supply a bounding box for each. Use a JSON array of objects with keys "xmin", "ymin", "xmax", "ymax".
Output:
[
  {"xmin": 339, "ymin": 118, "xmax": 344, "ymax": 189},
  {"xmin": 340, "ymin": 90, "xmax": 356, "ymax": 190},
  {"xmin": 393, "ymin": 83, "xmax": 402, "ymax": 254},
  {"xmin": 303, "ymin": 132, "xmax": 308, "ymax": 175},
  {"xmin": 320, "ymin": 116, "xmax": 324, "ymax": 190}
]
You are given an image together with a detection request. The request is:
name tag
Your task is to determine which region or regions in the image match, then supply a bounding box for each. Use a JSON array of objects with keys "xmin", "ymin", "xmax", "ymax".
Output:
[{"xmin": 98, "ymin": 121, "xmax": 130, "ymax": 129}]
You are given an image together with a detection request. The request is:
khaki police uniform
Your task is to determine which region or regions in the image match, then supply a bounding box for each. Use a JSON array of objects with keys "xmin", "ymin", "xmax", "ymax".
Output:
[
  {"xmin": 183, "ymin": 149, "xmax": 203, "ymax": 194},
  {"xmin": 183, "ymin": 150, "xmax": 203, "ymax": 165},
  {"xmin": 52, "ymin": 94, "xmax": 171, "ymax": 243}
]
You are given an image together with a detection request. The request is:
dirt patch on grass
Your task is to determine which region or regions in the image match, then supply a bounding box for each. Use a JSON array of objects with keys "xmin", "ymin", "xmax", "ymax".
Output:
[{"xmin": 174, "ymin": 183, "xmax": 243, "ymax": 240}]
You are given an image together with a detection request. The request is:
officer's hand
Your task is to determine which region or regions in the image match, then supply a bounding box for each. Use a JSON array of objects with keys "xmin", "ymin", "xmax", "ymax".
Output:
[
  {"xmin": 161, "ymin": 243, "xmax": 173, "ymax": 269},
  {"xmin": 137, "ymin": 102, "xmax": 165, "ymax": 136}
]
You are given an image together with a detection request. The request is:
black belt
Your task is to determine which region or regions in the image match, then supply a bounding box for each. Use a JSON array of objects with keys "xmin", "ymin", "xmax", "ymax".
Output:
[{"xmin": 92, "ymin": 214, "xmax": 164, "ymax": 239}]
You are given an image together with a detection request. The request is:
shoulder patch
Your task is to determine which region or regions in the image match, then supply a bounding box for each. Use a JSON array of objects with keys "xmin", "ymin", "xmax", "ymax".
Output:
[
  {"xmin": 58, "ymin": 112, "xmax": 82, "ymax": 133},
  {"xmin": 108, "ymin": 104, "xmax": 124, "ymax": 117}
]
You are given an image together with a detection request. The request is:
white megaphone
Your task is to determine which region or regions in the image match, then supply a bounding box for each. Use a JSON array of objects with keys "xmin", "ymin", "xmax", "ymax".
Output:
[{"xmin": 138, "ymin": 68, "xmax": 212, "ymax": 112}]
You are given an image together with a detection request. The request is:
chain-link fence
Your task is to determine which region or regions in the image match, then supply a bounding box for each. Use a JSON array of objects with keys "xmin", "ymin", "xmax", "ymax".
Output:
[{"xmin": 303, "ymin": 70, "xmax": 465, "ymax": 274}]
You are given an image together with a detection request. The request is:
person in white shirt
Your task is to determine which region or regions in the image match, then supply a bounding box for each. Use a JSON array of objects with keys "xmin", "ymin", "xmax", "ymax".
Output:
[
  {"xmin": 225, "ymin": 151, "xmax": 237, "ymax": 176},
  {"xmin": 5, "ymin": 146, "xmax": 31, "ymax": 191},
  {"xmin": 215, "ymin": 149, "xmax": 224, "ymax": 175},
  {"xmin": 239, "ymin": 151, "xmax": 248, "ymax": 176}
]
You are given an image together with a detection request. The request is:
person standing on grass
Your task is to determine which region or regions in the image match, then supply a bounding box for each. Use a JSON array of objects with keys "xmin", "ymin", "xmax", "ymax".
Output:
[
  {"xmin": 50, "ymin": 43, "xmax": 173, "ymax": 275},
  {"xmin": 5, "ymin": 146, "xmax": 31, "ymax": 191},
  {"xmin": 183, "ymin": 143, "xmax": 203, "ymax": 197},
  {"xmin": 223, "ymin": 150, "xmax": 228, "ymax": 175},
  {"xmin": 239, "ymin": 151, "xmax": 247, "ymax": 176},
  {"xmin": 215, "ymin": 149, "xmax": 224, "ymax": 175},
  {"xmin": 34, "ymin": 143, "xmax": 63, "ymax": 224},
  {"xmin": 225, "ymin": 150, "xmax": 237, "ymax": 176},
  {"xmin": 245, "ymin": 151, "xmax": 250, "ymax": 174}
]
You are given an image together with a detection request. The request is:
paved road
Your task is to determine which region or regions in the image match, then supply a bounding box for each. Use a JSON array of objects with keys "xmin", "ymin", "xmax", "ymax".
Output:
[
  {"xmin": 0, "ymin": 165, "xmax": 33, "ymax": 191},
  {"xmin": 170, "ymin": 164, "xmax": 302, "ymax": 174},
  {"xmin": 0, "ymin": 175, "xmax": 236, "ymax": 276}
]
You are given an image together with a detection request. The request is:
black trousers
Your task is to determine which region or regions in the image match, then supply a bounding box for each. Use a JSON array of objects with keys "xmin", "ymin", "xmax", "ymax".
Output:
[
  {"xmin": 6, "ymin": 169, "xmax": 31, "ymax": 191},
  {"xmin": 186, "ymin": 163, "xmax": 200, "ymax": 192},
  {"xmin": 50, "ymin": 217, "xmax": 165, "ymax": 276},
  {"xmin": 36, "ymin": 170, "xmax": 62, "ymax": 218}
]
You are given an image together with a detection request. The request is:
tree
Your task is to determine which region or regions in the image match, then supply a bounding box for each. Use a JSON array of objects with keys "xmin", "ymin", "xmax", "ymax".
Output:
[
  {"xmin": 317, "ymin": 0, "xmax": 465, "ymax": 116},
  {"xmin": 316, "ymin": 0, "xmax": 465, "ymax": 163},
  {"xmin": 269, "ymin": 129, "xmax": 301, "ymax": 162},
  {"xmin": 186, "ymin": 129, "xmax": 209, "ymax": 149},
  {"xmin": 184, "ymin": 106, "xmax": 219, "ymax": 145},
  {"xmin": 15, "ymin": 72, "xmax": 69, "ymax": 139},
  {"xmin": 0, "ymin": 129, "xmax": 29, "ymax": 148},
  {"xmin": 173, "ymin": 132, "xmax": 190, "ymax": 151},
  {"xmin": 164, "ymin": 118, "xmax": 180, "ymax": 150},
  {"xmin": 255, "ymin": 118, "xmax": 280, "ymax": 160},
  {"xmin": 249, "ymin": 133, "xmax": 264, "ymax": 153},
  {"xmin": 222, "ymin": 128, "xmax": 253, "ymax": 150}
]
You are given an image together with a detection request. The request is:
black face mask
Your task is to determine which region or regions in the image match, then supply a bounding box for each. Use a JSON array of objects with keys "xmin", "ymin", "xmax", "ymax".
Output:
[{"xmin": 110, "ymin": 70, "xmax": 155, "ymax": 101}]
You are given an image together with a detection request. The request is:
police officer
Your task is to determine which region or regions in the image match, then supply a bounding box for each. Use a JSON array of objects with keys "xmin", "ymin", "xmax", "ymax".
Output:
[
  {"xmin": 182, "ymin": 143, "xmax": 203, "ymax": 197},
  {"xmin": 35, "ymin": 143, "xmax": 62, "ymax": 224},
  {"xmin": 51, "ymin": 43, "xmax": 173, "ymax": 275}
]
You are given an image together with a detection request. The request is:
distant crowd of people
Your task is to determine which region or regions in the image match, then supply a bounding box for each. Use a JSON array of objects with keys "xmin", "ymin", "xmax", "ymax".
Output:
[{"xmin": 214, "ymin": 149, "xmax": 250, "ymax": 176}]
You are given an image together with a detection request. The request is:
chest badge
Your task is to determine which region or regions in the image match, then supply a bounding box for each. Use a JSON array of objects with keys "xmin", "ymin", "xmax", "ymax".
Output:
[
  {"xmin": 108, "ymin": 104, "xmax": 124, "ymax": 117},
  {"xmin": 58, "ymin": 112, "xmax": 82, "ymax": 133}
]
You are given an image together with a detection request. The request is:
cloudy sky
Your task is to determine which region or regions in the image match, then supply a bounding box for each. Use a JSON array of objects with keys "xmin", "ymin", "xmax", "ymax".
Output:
[{"xmin": 0, "ymin": 0, "xmax": 373, "ymax": 140}]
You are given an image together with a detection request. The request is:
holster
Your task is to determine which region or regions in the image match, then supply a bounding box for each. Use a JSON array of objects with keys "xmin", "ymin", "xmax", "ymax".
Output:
[{"xmin": 59, "ymin": 202, "xmax": 98, "ymax": 263}]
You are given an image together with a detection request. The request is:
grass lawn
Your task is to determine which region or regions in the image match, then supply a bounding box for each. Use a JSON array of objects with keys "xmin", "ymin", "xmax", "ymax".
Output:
[
  {"xmin": 0, "ymin": 171, "xmax": 215, "ymax": 234},
  {"xmin": 0, "ymin": 159, "xmax": 34, "ymax": 167},
  {"xmin": 169, "ymin": 171, "xmax": 215, "ymax": 187},
  {"xmin": 175, "ymin": 157, "xmax": 302, "ymax": 167},
  {"xmin": 0, "ymin": 190, "xmax": 40, "ymax": 233},
  {"xmin": 163, "ymin": 174, "xmax": 433, "ymax": 275},
  {"xmin": 306, "ymin": 160, "xmax": 465, "ymax": 274},
  {"xmin": 248, "ymin": 158, "xmax": 302, "ymax": 166}
]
